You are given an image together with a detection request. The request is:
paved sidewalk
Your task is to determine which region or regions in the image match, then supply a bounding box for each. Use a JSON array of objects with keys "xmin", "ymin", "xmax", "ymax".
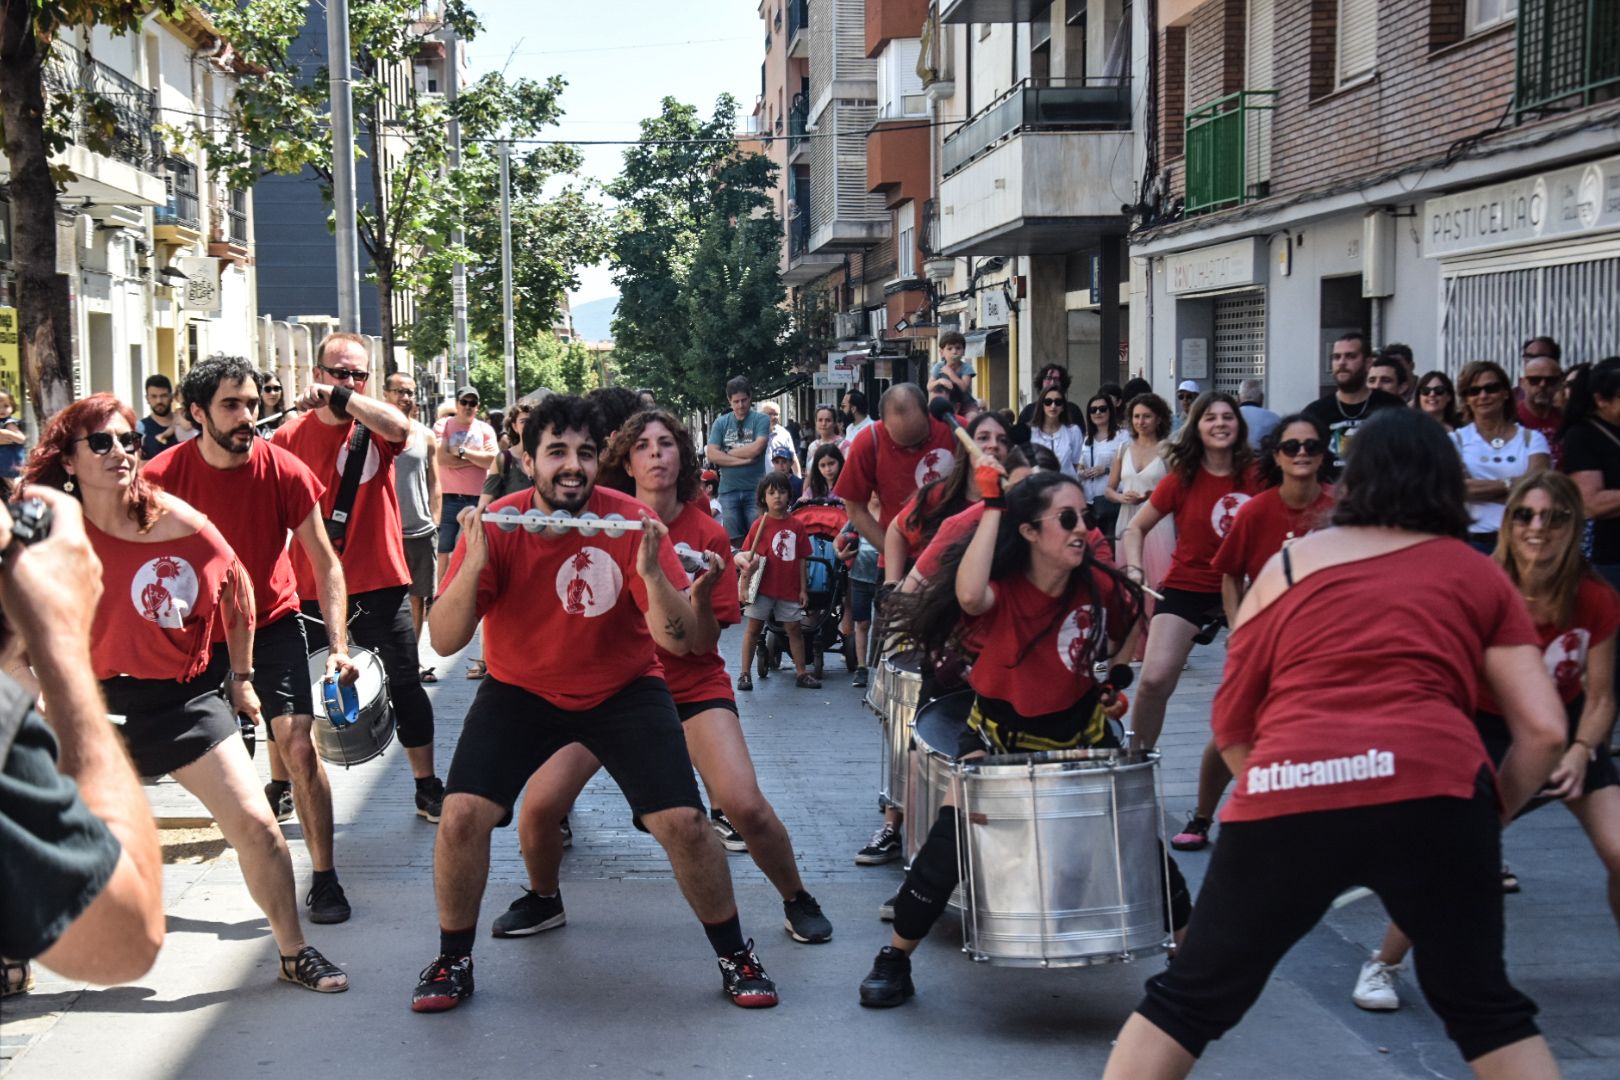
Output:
[{"xmin": 3, "ymin": 626, "xmax": 1617, "ymax": 1079}]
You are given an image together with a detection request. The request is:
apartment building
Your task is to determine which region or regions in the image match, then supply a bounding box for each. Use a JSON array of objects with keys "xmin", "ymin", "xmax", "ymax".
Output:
[
  {"xmin": 0, "ymin": 3, "xmax": 261, "ymax": 411},
  {"xmin": 1132, "ymin": 0, "xmax": 1620, "ymax": 412}
]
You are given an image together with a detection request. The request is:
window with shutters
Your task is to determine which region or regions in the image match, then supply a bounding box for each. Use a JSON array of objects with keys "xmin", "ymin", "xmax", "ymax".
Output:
[
  {"xmin": 1337, "ymin": 0, "xmax": 1378, "ymax": 87},
  {"xmin": 1467, "ymin": 0, "xmax": 1517, "ymax": 34},
  {"xmin": 896, "ymin": 202, "xmax": 916, "ymax": 279}
]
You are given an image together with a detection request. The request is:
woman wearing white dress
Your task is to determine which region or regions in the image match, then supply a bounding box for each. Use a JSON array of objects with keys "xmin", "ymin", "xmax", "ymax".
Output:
[
  {"xmin": 1109, "ymin": 392, "xmax": 1176, "ymax": 588},
  {"xmin": 1029, "ymin": 387, "xmax": 1085, "ymax": 477}
]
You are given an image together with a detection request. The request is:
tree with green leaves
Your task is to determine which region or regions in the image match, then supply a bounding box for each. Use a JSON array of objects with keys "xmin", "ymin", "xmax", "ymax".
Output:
[
  {"xmin": 607, "ymin": 96, "xmax": 796, "ymax": 413},
  {"xmin": 0, "ymin": 0, "xmax": 175, "ymax": 418},
  {"xmin": 466, "ymin": 334, "xmax": 597, "ymax": 404}
]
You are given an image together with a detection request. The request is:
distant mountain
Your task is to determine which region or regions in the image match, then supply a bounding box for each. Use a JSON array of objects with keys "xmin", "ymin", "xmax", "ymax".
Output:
[{"xmin": 570, "ymin": 296, "xmax": 617, "ymax": 342}]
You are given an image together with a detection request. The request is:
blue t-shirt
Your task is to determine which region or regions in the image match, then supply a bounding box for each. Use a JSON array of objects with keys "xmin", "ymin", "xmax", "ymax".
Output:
[
  {"xmin": 707, "ymin": 410, "xmax": 771, "ymax": 495},
  {"xmin": 0, "ymin": 418, "xmax": 25, "ymax": 479}
]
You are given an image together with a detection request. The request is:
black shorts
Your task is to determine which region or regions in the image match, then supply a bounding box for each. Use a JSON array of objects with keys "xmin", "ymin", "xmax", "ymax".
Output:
[
  {"xmin": 102, "ymin": 648, "xmax": 238, "ymax": 778},
  {"xmin": 1136, "ymin": 774, "xmax": 1539, "ymax": 1063},
  {"xmin": 1154, "ymin": 587, "xmax": 1224, "ymax": 629},
  {"xmin": 675, "ymin": 698, "xmax": 738, "ymax": 722},
  {"xmin": 1476, "ymin": 696, "xmax": 1619, "ymax": 809},
  {"xmin": 445, "ymin": 675, "xmax": 702, "ymax": 827},
  {"xmin": 254, "ymin": 614, "xmax": 313, "ymax": 731}
]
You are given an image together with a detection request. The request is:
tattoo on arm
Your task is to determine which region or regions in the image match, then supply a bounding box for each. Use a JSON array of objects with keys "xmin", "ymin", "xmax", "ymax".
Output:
[{"xmin": 664, "ymin": 617, "xmax": 687, "ymax": 642}]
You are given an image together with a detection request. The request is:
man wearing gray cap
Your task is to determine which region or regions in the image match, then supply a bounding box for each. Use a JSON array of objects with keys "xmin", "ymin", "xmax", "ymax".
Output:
[
  {"xmin": 435, "ymin": 386, "xmax": 498, "ymax": 587},
  {"xmin": 1172, "ymin": 379, "xmax": 1201, "ymax": 433}
]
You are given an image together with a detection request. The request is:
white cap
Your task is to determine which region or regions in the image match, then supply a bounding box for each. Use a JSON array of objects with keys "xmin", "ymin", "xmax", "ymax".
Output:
[{"xmin": 1177, "ymin": 379, "xmax": 1201, "ymax": 394}]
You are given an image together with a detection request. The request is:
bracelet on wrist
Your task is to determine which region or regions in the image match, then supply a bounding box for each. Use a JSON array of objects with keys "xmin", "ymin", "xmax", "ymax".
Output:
[
  {"xmin": 329, "ymin": 385, "xmax": 354, "ymax": 417},
  {"xmin": 983, "ymin": 496, "xmax": 1006, "ymax": 509}
]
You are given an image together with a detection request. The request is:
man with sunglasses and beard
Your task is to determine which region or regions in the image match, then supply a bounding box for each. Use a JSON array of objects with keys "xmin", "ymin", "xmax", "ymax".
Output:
[
  {"xmin": 145, "ymin": 355, "xmax": 362, "ymax": 923},
  {"xmin": 1517, "ymin": 337, "xmax": 1564, "ymax": 467},
  {"xmin": 271, "ymin": 333, "xmax": 445, "ymax": 823}
]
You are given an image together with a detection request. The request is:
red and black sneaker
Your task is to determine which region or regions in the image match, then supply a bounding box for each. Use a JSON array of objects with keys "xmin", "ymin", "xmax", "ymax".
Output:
[
  {"xmin": 717, "ymin": 940, "xmax": 778, "ymax": 1008},
  {"xmin": 411, "ymin": 954, "xmax": 474, "ymax": 1013}
]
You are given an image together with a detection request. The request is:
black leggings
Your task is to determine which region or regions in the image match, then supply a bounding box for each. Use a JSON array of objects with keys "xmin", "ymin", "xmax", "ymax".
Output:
[
  {"xmin": 305, "ymin": 586, "xmax": 434, "ymax": 750},
  {"xmin": 1135, "ymin": 780, "xmax": 1539, "ymax": 1063}
]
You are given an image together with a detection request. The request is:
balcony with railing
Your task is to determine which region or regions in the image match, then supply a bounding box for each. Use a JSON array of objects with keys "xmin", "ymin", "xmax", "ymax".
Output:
[
  {"xmin": 783, "ymin": 180, "xmax": 842, "ymax": 285},
  {"xmin": 787, "ymin": 0, "xmax": 809, "ymax": 58},
  {"xmin": 153, "ymin": 158, "xmax": 201, "ymax": 242},
  {"xmin": 1183, "ymin": 90, "xmax": 1277, "ymax": 216},
  {"xmin": 936, "ymin": 77, "xmax": 1134, "ymax": 256},
  {"xmin": 940, "ymin": 0, "xmax": 1045, "ymax": 23},
  {"xmin": 788, "ymin": 94, "xmax": 809, "ymax": 158},
  {"xmin": 32, "ymin": 41, "xmax": 166, "ymax": 205},
  {"xmin": 1514, "ymin": 0, "xmax": 1620, "ymax": 119}
]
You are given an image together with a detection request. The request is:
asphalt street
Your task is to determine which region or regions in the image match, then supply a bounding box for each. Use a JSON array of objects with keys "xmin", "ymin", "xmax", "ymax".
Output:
[{"xmin": 3, "ymin": 623, "xmax": 1617, "ymax": 1079}]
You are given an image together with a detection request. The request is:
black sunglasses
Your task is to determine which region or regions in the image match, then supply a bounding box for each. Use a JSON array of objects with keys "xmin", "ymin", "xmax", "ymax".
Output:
[
  {"xmin": 458, "ymin": 396, "xmax": 479, "ymax": 406},
  {"xmin": 1177, "ymin": 392, "xmax": 1197, "ymax": 400},
  {"xmin": 389, "ymin": 387, "xmax": 417, "ymax": 398},
  {"xmin": 1522, "ymin": 374, "xmax": 1559, "ymax": 387},
  {"xmin": 1038, "ymin": 507, "xmax": 1083, "ymax": 532},
  {"xmin": 318, "ymin": 364, "xmax": 370, "ymax": 384},
  {"xmin": 1510, "ymin": 506, "xmax": 1573, "ymax": 529},
  {"xmin": 1419, "ymin": 384, "xmax": 1450, "ymax": 397},
  {"xmin": 1464, "ymin": 381, "xmax": 1507, "ymax": 397},
  {"xmin": 1277, "ymin": 438, "xmax": 1325, "ymax": 457},
  {"xmin": 1043, "ymin": 398, "xmax": 1064, "ymax": 407},
  {"xmin": 262, "ymin": 383, "xmax": 282, "ymax": 393},
  {"xmin": 1088, "ymin": 404, "xmax": 1111, "ymax": 414},
  {"xmin": 75, "ymin": 430, "xmax": 143, "ymax": 455}
]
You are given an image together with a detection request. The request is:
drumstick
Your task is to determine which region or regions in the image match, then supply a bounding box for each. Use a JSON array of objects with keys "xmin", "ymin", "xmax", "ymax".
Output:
[{"xmin": 927, "ymin": 395, "xmax": 982, "ymax": 461}]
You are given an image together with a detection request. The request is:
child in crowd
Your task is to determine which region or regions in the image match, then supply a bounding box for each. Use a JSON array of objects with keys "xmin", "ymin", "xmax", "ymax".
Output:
[
  {"xmin": 736, "ymin": 473, "xmax": 819, "ymax": 690},
  {"xmin": 930, "ymin": 331, "xmax": 974, "ymax": 398}
]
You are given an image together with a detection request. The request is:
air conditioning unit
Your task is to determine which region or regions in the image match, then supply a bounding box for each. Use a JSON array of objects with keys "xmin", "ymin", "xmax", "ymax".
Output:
[{"xmin": 834, "ymin": 312, "xmax": 864, "ymax": 340}]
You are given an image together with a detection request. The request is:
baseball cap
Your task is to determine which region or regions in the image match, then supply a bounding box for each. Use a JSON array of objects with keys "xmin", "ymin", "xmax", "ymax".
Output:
[
  {"xmin": 1177, "ymin": 380, "xmax": 1201, "ymax": 394},
  {"xmin": 456, "ymin": 385, "xmax": 479, "ymax": 400},
  {"xmin": 771, "ymin": 446, "xmax": 794, "ymax": 460},
  {"xmin": 701, "ymin": 469, "xmax": 718, "ymax": 483}
]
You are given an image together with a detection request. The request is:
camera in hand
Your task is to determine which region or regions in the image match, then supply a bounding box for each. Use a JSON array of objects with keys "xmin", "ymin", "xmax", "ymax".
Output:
[{"xmin": 10, "ymin": 498, "xmax": 53, "ymax": 548}]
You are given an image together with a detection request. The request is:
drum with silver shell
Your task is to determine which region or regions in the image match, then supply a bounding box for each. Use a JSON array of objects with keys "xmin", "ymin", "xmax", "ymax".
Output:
[
  {"xmin": 307, "ymin": 647, "xmax": 395, "ymax": 767},
  {"xmin": 877, "ymin": 651, "xmax": 923, "ymax": 811}
]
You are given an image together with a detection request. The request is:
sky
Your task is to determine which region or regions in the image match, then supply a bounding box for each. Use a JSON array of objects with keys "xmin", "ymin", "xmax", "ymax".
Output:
[{"xmin": 462, "ymin": 1, "xmax": 763, "ymax": 307}]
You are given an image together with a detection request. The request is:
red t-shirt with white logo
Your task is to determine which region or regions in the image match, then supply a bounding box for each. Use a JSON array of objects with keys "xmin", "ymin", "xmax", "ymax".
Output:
[
  {"xmin": 1150, "ymin": 465, "xmax": 1262, "ymax": 593},
  {"xmin": 441, "ymin": 486, "xmax": 690, "ymax": 711},
  {"xmin": 1211, "ymin": 486, "xmax": 1336, "ymax": 584},
  {"xmin": 144, "ymin": 439, "xmax": 325, "ymax": 631},
  {"xmin": 661, "ymin": 500, "xmax": 740, "ymax": 704},
  {"xmin": 742, "ymin": 513, "xmax": 807, "ymax": 602},
  {"xmin": 834, "ymin": 417, "xmax": 958, "ymax": 530},
  {"xmin": 271, "ymin": 410, "xmax": 409, "ymax": 597},
  {"xmin": 1212, "ymin": 538, "xmax": 1539, "ymax": 823},
  {"xmin": 963, "ymin": 570, "xmax": 1134, "ymax": 718},
  {"xmin": 913, "ymin": 501, "xmax": 1114, "ymax": 579},
  {"xmin": 86, "ymin": 513, "xmax": 240, "ymax": 682},
  {"xmin": 1477, "ymin": 575, "xmax": 1620, "ymax": 712}
]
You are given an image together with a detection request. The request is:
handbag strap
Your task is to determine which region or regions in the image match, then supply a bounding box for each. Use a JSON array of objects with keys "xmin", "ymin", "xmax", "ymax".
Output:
[
  {"xmin": 324, "ymin": 422, "xmax": 372, "ymax": 555},
  {"xmin": 1586, "ymin": 418, "xmax": 1620, "ymax": 454}
]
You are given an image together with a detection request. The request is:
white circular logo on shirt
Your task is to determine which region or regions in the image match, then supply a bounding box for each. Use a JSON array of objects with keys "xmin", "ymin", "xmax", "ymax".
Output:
[
  {"xmin": 771, "ymin": 528, "xmax": 798, "ymax": 562},
  {"xmin": 335, "ymin": 437, "xmax": 381, "ymax": 485},
  {"xmin": 1544, "ymin": 629, "xmax": 1591, "ymax": 693},
  {"xmin": 130, "ymin": 555, "xmax": 199, "ymax": 629},
  {"xmin": 555, "ymin": 546, "xmax": 624, "ymax": 618},
  {"xmin": 1055, "ymin": 605, "xmax": 1099, "ymax": 674},
  {"xmin": 914, "ymin": 449, "xmax": 953, "ymax": 488},
  {"xmin": 1210, "ymin": 493, "xmax": 1251, "ymax": 538}
]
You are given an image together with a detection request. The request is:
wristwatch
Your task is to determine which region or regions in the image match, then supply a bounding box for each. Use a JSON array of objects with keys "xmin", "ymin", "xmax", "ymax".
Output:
[{"xmin": 228, "ymin": 669, "xmax": 256, "ymax": 683}]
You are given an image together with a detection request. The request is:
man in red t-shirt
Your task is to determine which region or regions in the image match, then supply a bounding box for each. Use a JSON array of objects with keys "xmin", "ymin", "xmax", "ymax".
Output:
[
  {"xmin": 411, "ymin": 395, "xmax": 779, "ymax": 1014},
  {"xmin": 834, "ymin": 382, "xmax": 958, "ymax": 549},
  {"xmin": 147, "ymin": 355, "xmax": 361, "ymax": 923},
  {"xmin": 494, "ymin": 409, "xmax": 832, "ymax": 945},
  {"xmin": 1516, "ymin": 337, "xmax": 1564, "ymax": 467},
  {"xmin": 270, "ymin": 332, "xmax": 443, "ymax": 821}
]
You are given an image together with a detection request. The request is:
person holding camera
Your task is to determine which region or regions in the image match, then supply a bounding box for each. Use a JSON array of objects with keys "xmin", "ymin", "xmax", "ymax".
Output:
[
  {"xmin": 22, "ymin": 394, "xmax": 348, "ymax": 994},
  {"xmin": 1, "ymin": 488, "xmax": 164, "ymax": 995}
]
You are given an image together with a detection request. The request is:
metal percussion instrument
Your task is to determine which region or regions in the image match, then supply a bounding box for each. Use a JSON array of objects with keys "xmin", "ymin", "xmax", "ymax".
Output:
[
  {"xmin": 874, "ymin": 650, "xmax": 924, "ymax": 811},
  {"xmin": 912, "ymin": 692, "xmax": 1173, "ymax": 969},
  {"xmin": 481, "ymin": 509, "xmax": 642, "ymax": 538},
  {"xmin": 307, "ymin": 647, "xmax": 395, "ymax": 767}
]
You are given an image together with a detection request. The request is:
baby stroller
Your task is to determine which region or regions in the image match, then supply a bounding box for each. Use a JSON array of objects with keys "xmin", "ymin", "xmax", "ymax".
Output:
[{"xmin": 755, "ymin": 498, "xmax": 857, "ymax": 680}]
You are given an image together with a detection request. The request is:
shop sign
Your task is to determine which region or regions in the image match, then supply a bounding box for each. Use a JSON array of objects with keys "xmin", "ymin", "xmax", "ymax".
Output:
[
  {"xmin": 1424, "ymin": 154, "xmax": 1620, "ymax": 258},
  {"xmin": 1165, "ymin": 238, "xmax": 1262, "ymax": 296}
]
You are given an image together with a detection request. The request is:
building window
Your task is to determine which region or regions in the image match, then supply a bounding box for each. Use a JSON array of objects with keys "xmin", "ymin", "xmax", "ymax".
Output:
[
  {"xmin": 897, "ymin": 202, "xmax": 916, "ymax": 279},
  {"xmin": 878, "ymin": 39, "xmax": 928, "ymax": 119},
  {"xmin": 1337, "ymin": 0, "xmax": 1378, "ymax": 86},
  {"xmin": 1467, "ymin": 0, "xmax": 1517, "ymax": 34}
]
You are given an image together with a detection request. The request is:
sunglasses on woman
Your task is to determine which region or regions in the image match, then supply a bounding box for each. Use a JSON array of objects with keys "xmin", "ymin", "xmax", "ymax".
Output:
[
  {"xmin": 1464, "ymin": 381, "xmax": 1507, "ymax": 397},
  {"xmin": 1038, "ymin": 507, "xmax": 1084, "ymax": 532},
  {"xmin": 74, "ymin": 430, "xmax": 143, "ymax": 455},
  {"xmin": 1276, "ymin": 438, "xmax": 1325, "ymax": 457},
  {"xmin": 1509, "ymin": 506, "xmax": 1573, "ymax": 529},
  {"xmin": 263, "ymin": 384, "xmax": 282, "ymax": 394},
  {"xmin": 1419, "ymin": 384, "xmax": 1450, "ymax": 397},
  {"xmin": 1043, "ymin": 398, "xmax": 1065, "ymax": 408},
  {"xmin": 1088, "ymin": 404, "xmax": 1111, "ymax": 415}
]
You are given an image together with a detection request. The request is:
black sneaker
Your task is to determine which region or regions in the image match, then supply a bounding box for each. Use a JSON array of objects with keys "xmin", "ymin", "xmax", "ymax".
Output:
[
  {"xmin": 783, "ymin": 892, "xmax": 833, "ymax": 943},
  {"xmin": 411, "ymin": 953, "xmax": 473, "ymax": 1013},
  {"xmin": 717, "ymin": 940, "xmax": 778, "ymax": 1008},
  {"xmin": 1170, "ymin": 814, "xmax": 1212, "ymax": 851},
  {"xmin": 852, "ymin": 666, "xmax": 869, "ymax": 689},
  {"xmin": 859, "ymin": 945, "xmax": 915, "ymax": 1007},
  {"xmin": 415, "ymin": 777, "xmax": 445, "ymax": 823},
  {"xmin": 305, "ymin": 877, "xmax": 351, "ymax": 924},
  {"xmin": 711, "ymin": 811, "xmax": 747, "ymax": 852},
  {"xmin": 878, "ymin": 891, "xmax": 897, "ymax": 922},
  {"xmin": 736, "ymin": 672, "xmax": 753, "ymax": 692},
  {"xmin": 492, "ymin": 889, "xmax": 566, "ymax": 937},
  {"xmin": 560, "ymin": 815, "xmax": 572, "ymax": 849},
  {"xmin": 265, "ymin": 780, "xmax": 293, "ymax": 823},
  {"xmin": 854, "ymin": 823, "xmax": 902, "ymax": 865}
]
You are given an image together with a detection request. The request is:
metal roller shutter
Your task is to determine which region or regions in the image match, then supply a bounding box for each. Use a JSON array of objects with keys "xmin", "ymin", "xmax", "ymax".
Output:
[
  {"xmin": 1440, "ymin": 255, "xmax": 1620, "ymax": 373},
  {"xmin": 1213, "ymin": 290, "xmax": 1267, "ymax": 395}
]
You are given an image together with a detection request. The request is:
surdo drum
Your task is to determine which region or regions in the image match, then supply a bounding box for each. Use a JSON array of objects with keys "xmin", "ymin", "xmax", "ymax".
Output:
[
  {"xmin": 911, "ymin": 692, "xmax": 1173, "ymax": 969},
  {"xmin": 872, "ymin": 650, "xmax": 923, "ymax": 811},
  {"xmin": 307, "ymin": 647, "xmax": 395, "ymax": 767}
]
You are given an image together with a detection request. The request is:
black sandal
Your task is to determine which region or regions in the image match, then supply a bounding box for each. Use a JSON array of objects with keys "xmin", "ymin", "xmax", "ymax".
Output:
[
  {"xmin": 278, "ymin": 945, "xmax": 349, "ymax": 993},
  {"xmin": 1500, "ymin": 864, "xmax": 1521, "ymax": 894}
]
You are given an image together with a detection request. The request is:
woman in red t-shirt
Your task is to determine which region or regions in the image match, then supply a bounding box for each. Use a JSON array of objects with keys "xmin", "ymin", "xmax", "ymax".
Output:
[
  {"xmin": 883, "ymin": 411, "xmax": 1013, "ymax": 584},
  {"xmin": 1171, "ymin": 413, "xmax": 1336, "ymax": 851},
  {"xmin": 1350, "ymin": 471, "xmax": 1620, "ymax": 1013},
  {"xmin": 22, "ymin": 395, "xmax": 347, "ymax": 994},
  {"xmin": 1104, "ymin": 408, "xmax": 1566, "ymax": 1080},
  {"xmin": 855, "ymin": 470, "xmax": 1178, "ymax": 1008},
  {"xmin": 1121, "ymin": 391, "xmax": 1258, "ymax": 752}
]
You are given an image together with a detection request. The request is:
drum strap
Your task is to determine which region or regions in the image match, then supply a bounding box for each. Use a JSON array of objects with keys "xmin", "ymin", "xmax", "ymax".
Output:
[
  {"xmin": 968, "ymin": 693, "xmax": 1107, "ymax": 753},
  {"xmin": 324, "ymin": 422, "xmax": 372, "ymax": 555}
]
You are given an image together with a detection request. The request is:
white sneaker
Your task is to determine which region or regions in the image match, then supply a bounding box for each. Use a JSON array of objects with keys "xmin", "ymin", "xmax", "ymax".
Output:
[{"xmin": 1352, "ymin": 957, "xmax": 1402, "ymax": 1011}]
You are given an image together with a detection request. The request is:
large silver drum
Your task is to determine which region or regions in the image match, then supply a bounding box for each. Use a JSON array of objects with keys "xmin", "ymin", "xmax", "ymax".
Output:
[
  {"xmin": 912, "ymin": 694, "xmax": 1172, "ymax": 969},
  {"xmin": 307, "ymin": 647, "xmax": 395, "ymax": 767},
  {"xmin": 876, "ymin": 651, "xmax": 923, "ymax": 810}
]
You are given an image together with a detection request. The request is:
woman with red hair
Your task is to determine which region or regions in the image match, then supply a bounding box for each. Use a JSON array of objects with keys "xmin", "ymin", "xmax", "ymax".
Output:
[{"xmin": 23, "ymin": 394, "xmax": 348, "ymax": 993}]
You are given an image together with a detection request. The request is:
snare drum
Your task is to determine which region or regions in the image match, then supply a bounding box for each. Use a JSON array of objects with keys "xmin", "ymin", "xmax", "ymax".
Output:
[
  {"xmin": 877, "ymin": 651, "xmax": 923, "ymax": 810},
  {"xmin": 307, "ymin": 647, "xmax": 395, "ymax": 767}
]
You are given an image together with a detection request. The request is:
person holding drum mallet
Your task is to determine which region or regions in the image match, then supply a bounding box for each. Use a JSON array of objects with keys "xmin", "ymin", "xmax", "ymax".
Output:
[
  {"xmin": 413, "ymin": 394, "xmax": 779, "ymax": 1012},
  {"xmin": 23, "ymin": 394, "xmax": 349, "ymax": 993},
  {"xmin": 1102, "ymin": 408, "xmax": 1566, "ymax": 1080},
  {"xmin": 490, "ymin": 408, "xmax": 833, "ymax": 945},
  {"xmin": 859, "ymin": 467, "xmax": 1192, "ymax": 1007},
  {"xmin": 145, "ymin": 355, "xmax": 361, "ymax": 925}
]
